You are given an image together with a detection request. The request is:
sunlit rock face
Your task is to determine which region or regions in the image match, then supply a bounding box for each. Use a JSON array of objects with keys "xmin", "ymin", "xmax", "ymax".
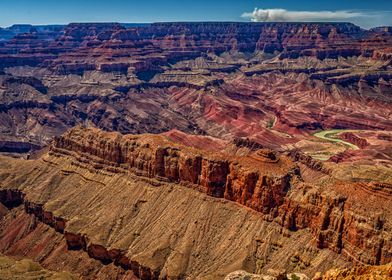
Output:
[
  {"xmin": 0, "ymin": 21, "xmax": 391, "ymax": 280},
  {"xmin": 0, "ymin": 22, "xmax": 391, "ymax": 152},
  {"xmin": 0, "ymin": 125, "xmax": 390, "ymax": 279}
]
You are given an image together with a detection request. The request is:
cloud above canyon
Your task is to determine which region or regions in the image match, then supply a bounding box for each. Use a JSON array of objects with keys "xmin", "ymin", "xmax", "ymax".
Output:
[{"xmin": 241, "ymin": 8, "xmax": 392, "ymax": 28}]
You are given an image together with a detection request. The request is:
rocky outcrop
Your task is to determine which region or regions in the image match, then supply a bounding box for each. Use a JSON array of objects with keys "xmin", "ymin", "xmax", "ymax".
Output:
[
  {"xmin": 1, "ymin": 22, "xmax": 392, "ymax": 75},
  {"xmin": 0, "ymin": 201, "xmax": 136, "ymax": 280},
  {"xmin": 338, "ymin": 132, "xmax": 369, "ymax": 149},
  {"xmin": 279, "ymin": 182, "xmax": 391, "ymax": 266},
  {"xmin": 0, "ymin": 254, "xmax": 79, "ymax": 280},
  {"xmin": 1, "ymin": 76, "xmax": 47, "ymax": 94},
  {"xmin": 317, "ymin": 262, "xmax": 392, "ymax": 279},
  {"xmin": 1, "ymin": 149, "xmax": 390, "ymax": 278},
  {"xmin": 0, "ymin": 141, "xmax": 41, "ymax": 154},
  {"xmin": 0, "ymin": 189, "xmax": 154, "ymax": 279},
  {"xmin": 329, "ymin": 151, "xmax": 355, "ymax": 163},
  {"xmin": 286, "ymin": 150, "xmax": 331, "ymax": 174},
  {"xmin": 52, "ymin": 62, "xmax": 96, "ymax": 75},
  {"xmin": 0, "ymin": 125, "xmax": 391, "ymax": 278},
  {"xmin": 51, "ymin": 127, "xmax": 297, "ymax": 210},
  {"xmin": 233, "ymin": 137, "xmax": 264, "ymax": 151},
  {"xmin": 47, "ymin": 127, "xmax": 392, "ymax": 268},
  {"xmin": 24, "ymin": 201, "xmax": 67, "ymax": 233}
]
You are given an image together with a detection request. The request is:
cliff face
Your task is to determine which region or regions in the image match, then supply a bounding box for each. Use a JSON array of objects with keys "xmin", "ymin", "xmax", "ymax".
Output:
[
  {"xmin": 319, "ymin": 262, "xmax": 392, "ymax": 280},
  {"xmin": 0, "ymin": 22, "xmax": 391, "ymax": 152},
  {"xmin": 0, "ymin": 202, "xmax": 136, "ymax": 280},
  {"xmin": 49, "ymin": 127, "xmax": 391, "ymax": 268},
  {"xmin": 112, "ymin": 22, "xmax": 367, "ymax": 56},
  {"xmin": 0, "ymin": 126, "xmax": 391, "ymax": 279},
  {"xmin": 338, "ymin": 132, "xmax": 369, "ymax": 149},
  {"xmin": 1, "ymin": 22, "xmax": 391, "ymax": 74},
  {"xmin": 51, "ymin": 127, "xmax": 297, "ymax": 212},
  {"xmin": 0, "ymin": 21, "xmax": 391, "ymax": 278}
]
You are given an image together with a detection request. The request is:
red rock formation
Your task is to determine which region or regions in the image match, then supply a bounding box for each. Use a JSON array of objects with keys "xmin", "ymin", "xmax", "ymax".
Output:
[
  {"xmin": 51, "ymin": 127, "xmax": 297, "ymax": 210},
  {"xmin": 318, "ymin": 262, "xmax": 392, "ymax": 279},
  {"xmin": 338, "ymin": 132, "xmax": 369, "ymax": 149},
  {"xmin": 1, "ymin": 22, "xmax": 391, "ymax": 75},
  {"xmin": 329, "ymin": 151, "xmax": 356, "ymax": 163},
  {"xmin": 0, "ymin": 201, "xmax": 137, "ymax": 280},
  {"xmin": 46, "ymin": 127, "xmax": 391, "ymax": 267},
  {"xmin": 0, "ymin": 22, "xmax": 391, "ymax": 152},
  {"xmin": 287, "ymin": 150, "xmax": 331, "ymax": 174},
  {"xmin": 0, "ymin": 21, "xmax": 391, "ymax": 279}
]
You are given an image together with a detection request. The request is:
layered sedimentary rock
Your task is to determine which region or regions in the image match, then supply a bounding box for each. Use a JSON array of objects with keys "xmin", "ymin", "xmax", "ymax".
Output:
[
  {"xmin": 48, "ymin": 128, "xmax": 392, "ymax": 267},
  {"xmin": 0, "ymin": 254, "xmax": 78, "ymax": 280},
  {"xmin": 318, "ymin": 262, "xmax": 392, "ymax": 280},
  {"xmin": 0, "ymin": 21, "xmax": 391, "ymax": 280},
  {"xmin": 1, "ymin": 22, "xmax": 391, "ymax": 75},
  {"xmin": 0, "ymin": 155, "xmax": 336, "ymax": 279},
  {"xmin": 0, "ymin": 203, "xmax": 136, "ymax": 280},
  {"xmin": 0, "ymin": 127, "xmax": 390, "ymax": 279},
  {"xmin": 51, "ymin": 127, "xmax": 297, "ymax": 210},
  {"xmin": 1, "ymin": 61, "xmax": 391, "ymax": 154},
  {"xmin": 0, "ymin": 22, "xmax": 391, "ymax": 154},
  {"xmin": 338, "ymin": 132, "xmax": 369, "ymax": 149}
]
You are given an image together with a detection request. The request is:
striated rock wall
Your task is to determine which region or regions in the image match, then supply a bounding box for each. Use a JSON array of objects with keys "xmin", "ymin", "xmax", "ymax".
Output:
[
  {"xmin": 51, "ymin": 127, "xmax": 297, "ymax": 210},
  {"xmin": 338, "ymin": 132, "xmax": 369, "ymax": 149},
  {"xmin": 0, "ymin": 201, "xmax": 136, "ymax": 280},
  {"xmin": 318, "ymin": 262, "xmax": 392, "ymax": 279},
  {"xmin": 1, "ymin": 22, "xmax": 392, "ymax": 74},
  {"xmin": 286, "ymin": 150, "xmax": 331, "ymax": 174},
  {"xmin": 0, "ymin": 189, "xmax": 155, "ymax": 279},
  {"xmin": 0, "ymin": 126, "xmax": 390, "ymax": 278},
  {"xmin": 278, "ymin": 182, "xmax": 391, "ymax": 266},
  {"xmin": 47, "ymin": 127, "xmax": 391, "ymax": 268}
]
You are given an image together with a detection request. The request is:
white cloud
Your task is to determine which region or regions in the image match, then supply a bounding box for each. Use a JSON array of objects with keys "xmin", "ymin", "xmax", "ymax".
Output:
[{"xmin": 242, "ymin": 8, "xmax": 364, "ymax": 23}]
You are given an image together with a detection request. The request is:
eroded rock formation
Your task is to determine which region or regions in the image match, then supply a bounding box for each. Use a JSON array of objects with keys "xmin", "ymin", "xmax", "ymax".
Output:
[
  {"xmin": 0, "ymin": 22, "xmax": 391, "ymax": 154},
  {"xmin": 0, "ymin": 21, "xmax": 391, "ymax": 280},
  {"xmin": 0, "ymin": 254, "xmax": 79, "ymax": 280},
  {"xmin": 0, "ymin": 126, "xmax": 390, "ymax": 279}
]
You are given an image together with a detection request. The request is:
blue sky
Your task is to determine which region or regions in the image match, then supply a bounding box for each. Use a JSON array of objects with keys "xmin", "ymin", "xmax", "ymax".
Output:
[{"xmin": 1, "ymin": 0, "xmax": 391, "ymax": 28}]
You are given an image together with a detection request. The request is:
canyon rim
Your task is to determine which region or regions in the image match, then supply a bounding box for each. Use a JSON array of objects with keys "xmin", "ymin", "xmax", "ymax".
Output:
[{"xmin": 0, "ymin": 1, "xmax": 392, "ymax": 279}]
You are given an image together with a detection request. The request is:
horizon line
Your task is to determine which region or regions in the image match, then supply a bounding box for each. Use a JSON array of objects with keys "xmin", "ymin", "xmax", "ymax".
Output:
[{"xmin": 1, "ymin": 21, "xmax": 390, "ymax": 30}]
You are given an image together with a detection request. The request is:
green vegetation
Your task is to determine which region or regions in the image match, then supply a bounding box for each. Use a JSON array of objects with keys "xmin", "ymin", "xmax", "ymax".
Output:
[
  {"xmin": 266, "ymin": 117, "xmax": 275, "ymax": 129},
  {"xmin": 291, "ymin": 273, "xmax": 301, "ymax": 280}
]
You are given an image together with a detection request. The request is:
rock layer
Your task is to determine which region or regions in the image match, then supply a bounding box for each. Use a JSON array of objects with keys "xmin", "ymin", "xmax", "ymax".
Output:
[
  {"xmin": 0, "ymin": 125, "xmax": 390, "ymax": 278},
  {"xmin": 0, "ymin": 254, "xmax": 78, "ymax": 280},
  {"xmin": 0, "ymin": 21, "xmax": 391, "ymax": 280},
  {"xmin": 1, "ymin": 22, "xmax": 392, "ymax": 152},
  {"xmin": 51, "ymin": 128, "xmax": 392, "ymax": 267},
  {"xmin": 51, "ymin": 127, "xmax": 297, "ymax": 213}
]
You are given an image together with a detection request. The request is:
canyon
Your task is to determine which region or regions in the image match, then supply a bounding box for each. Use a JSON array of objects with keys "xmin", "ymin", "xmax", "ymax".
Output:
[{"xmin": 0, "ymin": 21, "xmax": 391, "ymax": 279}]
